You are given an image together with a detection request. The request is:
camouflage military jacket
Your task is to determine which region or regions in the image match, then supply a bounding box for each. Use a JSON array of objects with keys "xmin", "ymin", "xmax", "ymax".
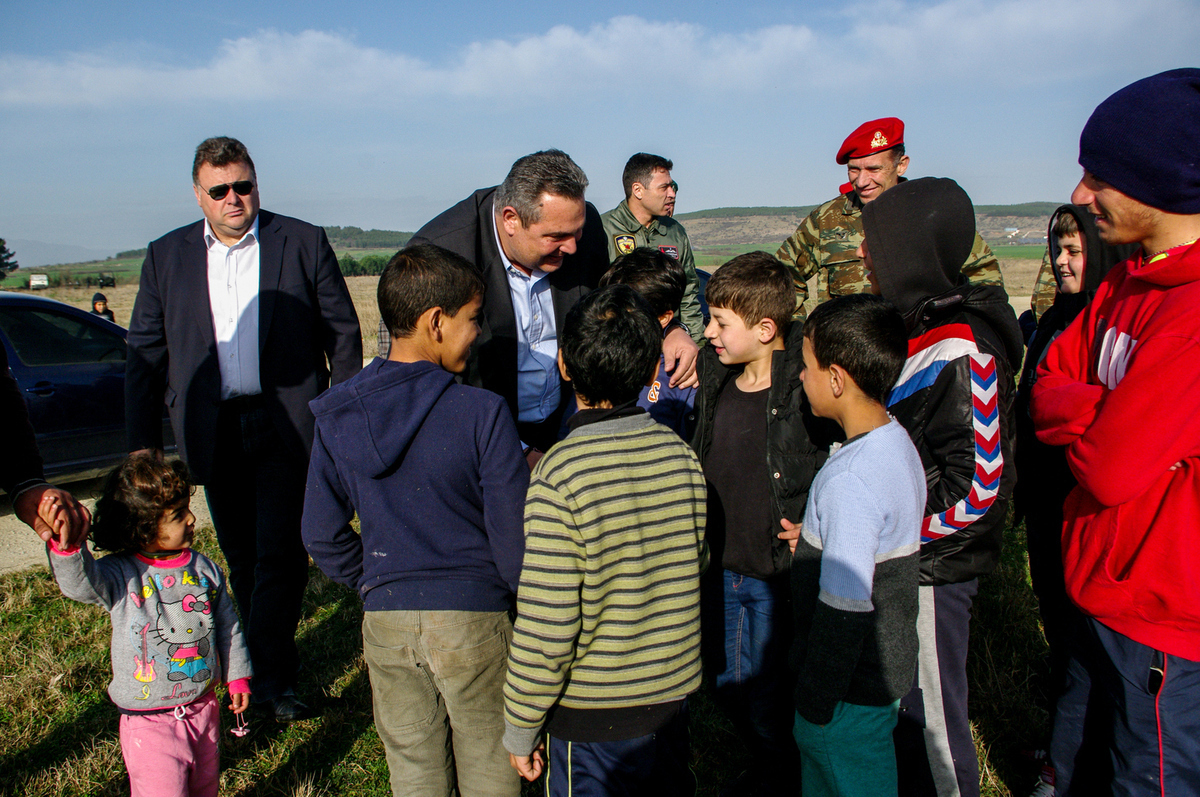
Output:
[
  {"xmin": 775, "ymin": 190, "xmax": 1006, "ymax": 318},
  {"xmin": 601, "ymin": 200, "xmax": 705, "ymax": 342},
  {"xmin": 1030, "ymin": 247, "xmax": 1057, "ymax": 321}
]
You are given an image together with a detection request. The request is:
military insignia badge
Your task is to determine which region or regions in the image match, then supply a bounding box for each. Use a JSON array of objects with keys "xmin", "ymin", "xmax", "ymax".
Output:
[
  {"xmin": 871, "ymin": 130, "xmax": 889, "ymax": 148},
  {"xmin": 615, "ymin": 235, "xmax": 636, "ymax": 255},
  {"xmin": 658, "ymin": 245, "xmax": 680, "ymax": 260}
]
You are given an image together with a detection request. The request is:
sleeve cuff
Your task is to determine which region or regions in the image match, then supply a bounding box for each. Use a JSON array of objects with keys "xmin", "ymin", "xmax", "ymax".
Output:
[
  {"xmin": 503, "ymin": 720, "xmax": 542, "ymax": 756},
  {"xmin": 227, "ymin": 677, "xmax": 251, "ymax": 694},
  {"xmin": 10, "ymin": 479, "xmax": 50, "ymax": 504},
  {"xmin": 47, "ymin": 537, "xmax": 82, "ymax": 556}
]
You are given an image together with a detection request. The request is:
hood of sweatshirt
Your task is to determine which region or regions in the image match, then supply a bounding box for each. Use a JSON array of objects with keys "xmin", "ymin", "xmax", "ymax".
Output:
[
  {"xmin": 861, "ymin": 177, "xmax": 975, "ymax": 321},
  {"xmin": 1046, "ymin": 204, "xmax": 1139, "ymax": 322},
  {"xmin": 1126, "ymin": 239, "xmax": 1200, "ymax": 288},
  {"xmin": 861, "ymin": 177, "xmax": 1023, "ymax": 370},
  {"xmin": 308, "ymin": 358, "xmax": 457, "ymax": 479}
]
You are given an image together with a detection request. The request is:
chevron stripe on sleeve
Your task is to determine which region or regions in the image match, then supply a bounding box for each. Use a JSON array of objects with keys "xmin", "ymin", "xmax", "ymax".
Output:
[{"xmin": 888, "ymin": 324, "xmax": 1003, "ymax": 544}]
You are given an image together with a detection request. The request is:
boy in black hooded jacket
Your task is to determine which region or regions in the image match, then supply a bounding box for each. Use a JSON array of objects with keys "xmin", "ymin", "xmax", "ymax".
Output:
[
  {"xmin": 1013, "ymin": 205, "xmax": 1135, "ymax": 795},
  {"xmin": 858, "ymin": 177, "xmax": 1022, "ymax": 797}
]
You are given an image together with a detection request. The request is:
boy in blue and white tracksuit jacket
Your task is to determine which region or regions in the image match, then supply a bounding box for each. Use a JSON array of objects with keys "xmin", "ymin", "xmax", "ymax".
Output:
[{"xmin": 861, "ymin": 178, "xmax": 1022, "ymax": 797}]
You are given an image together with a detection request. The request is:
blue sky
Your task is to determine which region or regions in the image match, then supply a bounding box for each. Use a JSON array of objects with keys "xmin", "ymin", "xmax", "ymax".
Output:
[{"xmin": 2, "ymin": 0, "xmax": 1198, "ymax": 255}]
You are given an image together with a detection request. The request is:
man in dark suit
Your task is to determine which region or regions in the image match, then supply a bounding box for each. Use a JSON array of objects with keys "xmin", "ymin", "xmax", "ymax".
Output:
[
  {"xmin": 125, "ymin": 137, "xmax": 361, "ymax": 721},
  {"xmin": 390, "ymin": 149, "xmax": 697, "ymax": 454}
]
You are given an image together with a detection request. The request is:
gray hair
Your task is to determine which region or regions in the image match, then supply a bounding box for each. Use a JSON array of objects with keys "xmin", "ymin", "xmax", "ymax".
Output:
[{"xmin": 495, "ymin": 149, "xmax": 588, "ymax": 225}]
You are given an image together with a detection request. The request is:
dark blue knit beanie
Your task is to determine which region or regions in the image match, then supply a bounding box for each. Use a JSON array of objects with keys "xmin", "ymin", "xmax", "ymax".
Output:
[{"xmin": 1079, "ymin": 68, "xmax": 1200, "ymax": 214}]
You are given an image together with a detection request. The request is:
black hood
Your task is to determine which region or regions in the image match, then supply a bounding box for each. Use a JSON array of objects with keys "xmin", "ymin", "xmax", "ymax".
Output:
[
  {"xmin": 1045, "ymin": 204, "xmax": 1138, "ymax": 321},
  {"xmin": 861, "ymin": 177, "xmax": 976, "ymax": 322}
]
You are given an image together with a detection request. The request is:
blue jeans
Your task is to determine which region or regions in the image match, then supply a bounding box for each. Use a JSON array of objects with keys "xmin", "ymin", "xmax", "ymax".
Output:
[{"xmin": 704, "ymin": 569, "xmax": 797, "ymax": 778}]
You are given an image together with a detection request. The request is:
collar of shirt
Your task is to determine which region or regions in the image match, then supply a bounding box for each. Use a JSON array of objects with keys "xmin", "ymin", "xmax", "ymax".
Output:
[
  {"xmin": 204, "ymin": 215, "xmax": 262, "ymax": 400},
  {"xmin": 203, "ymin": 215, "xmax": 259, "ymax": 252}
]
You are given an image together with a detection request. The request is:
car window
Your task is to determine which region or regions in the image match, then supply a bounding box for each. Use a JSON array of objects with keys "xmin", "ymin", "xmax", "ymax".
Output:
[{"xmin": 0, "ymin": 307, "xmax": 126, "ymax": 366}]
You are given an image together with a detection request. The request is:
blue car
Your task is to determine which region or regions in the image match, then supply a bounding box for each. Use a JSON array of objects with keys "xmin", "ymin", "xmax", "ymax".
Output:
[{"xmin": 0, "ymin": 292, "xmax": 172, "ymax": 482}]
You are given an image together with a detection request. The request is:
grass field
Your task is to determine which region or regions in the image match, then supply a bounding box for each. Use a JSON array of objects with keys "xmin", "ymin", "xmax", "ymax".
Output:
[
  {"xmin": 1, "ymin": 513, "xmax": 1052, "ymax": 797},
  {"xmin": 987, "ymin": 245, "xmax": 1046, "ymax": 260},
  {"xmin": 4, "ymin": 258, "xmax": 144, "ymax": 290},
  {"xmin": 1, "ymin": 249, "xmax": 1056, "ymax": 796}
]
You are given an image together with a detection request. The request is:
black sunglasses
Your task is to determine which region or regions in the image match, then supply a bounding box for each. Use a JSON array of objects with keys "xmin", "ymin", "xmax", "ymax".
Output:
[{"xmin": 203, "ymin": 180, "xmax": 255, "ymax": 201}]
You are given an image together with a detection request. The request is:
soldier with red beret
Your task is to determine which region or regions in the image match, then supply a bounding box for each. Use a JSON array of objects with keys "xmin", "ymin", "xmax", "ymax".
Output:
[{"xmin": 776, "ymin": 117, "xmax": 1005, "ymax": 318}]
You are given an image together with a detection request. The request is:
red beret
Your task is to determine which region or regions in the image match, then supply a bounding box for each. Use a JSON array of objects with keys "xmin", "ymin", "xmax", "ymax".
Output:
[{"xmin": 836, "ymin": 117, "xmax": 904, "ymax": 165}]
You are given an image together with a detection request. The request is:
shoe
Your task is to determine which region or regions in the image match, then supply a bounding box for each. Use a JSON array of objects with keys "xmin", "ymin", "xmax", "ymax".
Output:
[
  {"xmin": 1029, "ymin": 780, "xmax": 1055, "ymax": 797},
  {"xmin": 1028, "ymin": 756, "xmax": 1056, "ymax": 797},
  {"xmin": 264, "ymin": 692, "xmax": 313, "ymax": 723}
]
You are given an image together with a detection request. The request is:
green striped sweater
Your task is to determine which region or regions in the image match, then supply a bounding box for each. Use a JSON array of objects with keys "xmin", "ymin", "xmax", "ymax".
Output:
[{"xmin": 502, "ymin": 413, "xmax": 708, "ymax": 755}]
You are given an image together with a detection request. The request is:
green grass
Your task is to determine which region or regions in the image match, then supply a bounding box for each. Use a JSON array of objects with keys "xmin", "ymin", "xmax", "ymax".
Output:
[
  {"xmin": 5, "ymin": 258, "xmax": 143, "ymax": 289},
  {"xmin": 694, "ymin": 244, "xmax": 776, "ymax": 270},
  {"xmin": 1, "ymin": 512, "xmax": 1051, "ymax": 796},
  {"xmin": 677, "ymin": 206, "xmax": 817, "ymax": 221},
  {"xmin": 988, "ymin": 245, "xmax": 1047, "ymax": 260}
]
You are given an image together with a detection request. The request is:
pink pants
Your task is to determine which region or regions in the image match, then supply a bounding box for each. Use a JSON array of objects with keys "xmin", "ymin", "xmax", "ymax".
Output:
[{"xmin": 119, "ymin": 690, "xmax": 221, "ymax": 797}]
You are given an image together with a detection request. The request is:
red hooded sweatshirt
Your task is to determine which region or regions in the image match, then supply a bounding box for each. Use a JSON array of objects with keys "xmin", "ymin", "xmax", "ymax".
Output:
[{"xmin": 1032, "ymin": 240, "xmax": 1200, "ymax": 660}]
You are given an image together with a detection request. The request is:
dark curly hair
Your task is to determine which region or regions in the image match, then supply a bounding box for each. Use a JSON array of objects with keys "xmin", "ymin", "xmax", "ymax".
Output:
[{"xmin": 90, "ymin": 457, "xmax": 194, "ymax": 555}]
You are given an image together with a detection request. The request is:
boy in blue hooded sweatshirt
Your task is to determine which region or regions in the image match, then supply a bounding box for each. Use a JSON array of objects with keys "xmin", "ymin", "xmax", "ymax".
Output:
[{"xmin": 301, "ymin": 243, "xmax": 529, "ymax": 797}]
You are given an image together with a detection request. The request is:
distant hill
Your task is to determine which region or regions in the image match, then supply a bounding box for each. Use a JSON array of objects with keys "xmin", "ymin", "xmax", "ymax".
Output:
[
  {"xmin": 676, "ymin": 206, "xmax": 817, "ymax": 220},
  {"xmin": 324, "ymin": 226, "xmax": 412, "ymax": 250},
  {"xmin": 16, "ymin": 201, "xmax": 1057, "ymax": 278},
  {"xmin": 677, "ymin": 201, "xmax": 1060, "ymax": 250}
]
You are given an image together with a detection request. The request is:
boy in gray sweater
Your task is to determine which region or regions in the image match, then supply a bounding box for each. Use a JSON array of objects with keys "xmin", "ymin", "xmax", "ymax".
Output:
[{"xmin": 788, "ymin": 294, "xmax": 925, "ymax": 797}]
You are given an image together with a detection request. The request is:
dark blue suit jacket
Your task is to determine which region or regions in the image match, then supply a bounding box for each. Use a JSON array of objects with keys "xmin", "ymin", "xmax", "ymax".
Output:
[
  {"xmin": 125, "ymin": 210, "xmax": 362, "ymax": 483},
  {"xmin": 408, "ymin": 187, "xmax": 609, "ymax": 428}
]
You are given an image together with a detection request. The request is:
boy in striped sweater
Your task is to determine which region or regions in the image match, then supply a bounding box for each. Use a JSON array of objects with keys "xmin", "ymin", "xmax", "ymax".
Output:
[{"xmin": 502, "ymin": 284, "xmax": 709, "ymax": 796}]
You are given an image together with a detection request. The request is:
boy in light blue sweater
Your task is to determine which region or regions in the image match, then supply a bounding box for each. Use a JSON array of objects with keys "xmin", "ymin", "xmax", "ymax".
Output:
[{"xmin": 789, "ymin": 294, "xmax": 926, "ymax": 797}]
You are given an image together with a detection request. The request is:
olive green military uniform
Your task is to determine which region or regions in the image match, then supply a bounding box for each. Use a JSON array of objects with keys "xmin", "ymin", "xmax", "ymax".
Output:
[
  {"xmin": 1030, "ymin": 247, "xmax": 1058, "ymax": 321},
  {"xmin": 775, "ymin": 190, "xmax": 1006, "ymax": 319},
  {"xmin": 601, "ymin": 200, "xmax": 705, "ymax": 342}
]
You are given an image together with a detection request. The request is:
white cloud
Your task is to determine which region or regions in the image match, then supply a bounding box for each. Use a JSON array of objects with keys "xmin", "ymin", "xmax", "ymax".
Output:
[{"xmin": 4, "ymin": 1, "xmax": 1195, "ymax": 110}]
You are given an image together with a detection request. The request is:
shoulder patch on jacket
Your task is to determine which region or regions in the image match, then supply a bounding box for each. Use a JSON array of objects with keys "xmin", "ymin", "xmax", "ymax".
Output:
[
  {"xmin": 659, "ymin": 245, "xmax": 680, "ymax": 260},
  {"xmin": 614, "ymin": 235, "xmax": 636, "ymax": 256}
]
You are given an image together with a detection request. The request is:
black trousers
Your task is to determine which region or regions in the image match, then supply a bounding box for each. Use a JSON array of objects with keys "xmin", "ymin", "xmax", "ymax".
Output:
[{"xmin": 204, "ymin": 397, "xmax": 309, "ymax": 702}]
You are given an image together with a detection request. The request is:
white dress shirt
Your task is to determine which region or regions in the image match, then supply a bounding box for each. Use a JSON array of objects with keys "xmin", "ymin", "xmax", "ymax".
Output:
[
  {"xmin": 204, "ymin": 217, "xmax": 262, "ymax": 399},
  {"xmin": 491, "ymin": 204, "xmax": 560, "ymax": 423}
]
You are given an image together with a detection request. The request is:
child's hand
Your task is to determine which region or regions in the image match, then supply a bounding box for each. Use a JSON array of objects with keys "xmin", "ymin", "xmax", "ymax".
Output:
[
  {"xmin": 17, "ymin": 486, "xmax": 91, "ymax": 548},
  {"xmin": 509, "ymin": 744, "xmax": 545, "ymax": 781},
  {"xmin": 778, "ymin": 518, "xmax": 802, "ymax": 555},
  {"xmin": 229, "ymin": 692, "xmax": 250, "ymax": 714}
]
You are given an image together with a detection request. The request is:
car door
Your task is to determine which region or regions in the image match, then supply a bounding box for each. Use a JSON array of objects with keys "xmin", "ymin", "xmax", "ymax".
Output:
[{"xmin": 0, "ymin": 304, "xmax": 128, "ymax": 478}]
